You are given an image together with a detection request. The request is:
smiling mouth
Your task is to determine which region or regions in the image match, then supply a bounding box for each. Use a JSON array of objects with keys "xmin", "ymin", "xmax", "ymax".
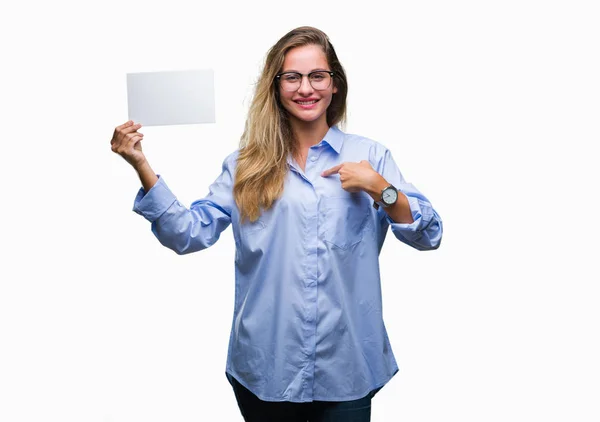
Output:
[{"xmin": 295, "ymin": 100, "xmax": 319, "ymax": 105}]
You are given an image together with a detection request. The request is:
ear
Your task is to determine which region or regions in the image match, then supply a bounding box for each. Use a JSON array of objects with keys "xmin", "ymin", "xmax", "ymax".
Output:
[{"xmin": 333, "ymin": 84, "xmax": 338, "ymax": 94}]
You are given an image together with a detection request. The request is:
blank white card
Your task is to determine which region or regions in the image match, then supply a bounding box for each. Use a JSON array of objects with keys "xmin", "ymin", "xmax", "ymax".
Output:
[{"xmin": 126, "ymin": 69, "xmax": 215, "ymax": 126}]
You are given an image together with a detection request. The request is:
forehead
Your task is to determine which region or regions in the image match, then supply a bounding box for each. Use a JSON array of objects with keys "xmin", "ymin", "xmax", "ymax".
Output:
[{"xmin": 282, "ymin": 44, "xmax": 329, "ymax": 71}]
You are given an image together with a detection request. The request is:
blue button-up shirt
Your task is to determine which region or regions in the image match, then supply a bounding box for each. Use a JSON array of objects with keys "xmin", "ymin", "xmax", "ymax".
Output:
[{"xmin": 133, "ymin": 126, "xmax": 442, "ymax": 403}]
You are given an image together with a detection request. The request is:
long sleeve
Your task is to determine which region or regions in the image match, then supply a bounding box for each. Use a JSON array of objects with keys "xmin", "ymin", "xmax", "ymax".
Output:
[
  {"xmin": 375, "ymin": 148, "xmax": 443, "ymax": 251},
  {"xmin": 132, "ymin": 153, "xmax": 237, "ymax": 255}
]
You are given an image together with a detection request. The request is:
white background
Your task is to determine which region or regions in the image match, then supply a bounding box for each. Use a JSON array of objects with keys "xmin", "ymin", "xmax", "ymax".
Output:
[{"xmin": 1, "ymin": 1, "xmax": 599, "ymax": 421}]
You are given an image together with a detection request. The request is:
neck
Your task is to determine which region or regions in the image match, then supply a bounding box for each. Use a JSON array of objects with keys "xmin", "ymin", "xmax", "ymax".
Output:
[{"xmin": 290, "ymin": 117, "xmax": 331, "ymax": 150}]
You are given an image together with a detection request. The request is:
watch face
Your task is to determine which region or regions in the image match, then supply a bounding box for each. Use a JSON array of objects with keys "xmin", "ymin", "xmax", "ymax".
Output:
[{"xmin": 382, "ymin": 187, "xmax": 398, "ymax": 205}]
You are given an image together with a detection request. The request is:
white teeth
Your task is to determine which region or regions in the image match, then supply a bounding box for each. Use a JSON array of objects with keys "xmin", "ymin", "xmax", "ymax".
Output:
[{"xmin": 297, "ymin": 100, "xmax": 317, "ymax": 105}]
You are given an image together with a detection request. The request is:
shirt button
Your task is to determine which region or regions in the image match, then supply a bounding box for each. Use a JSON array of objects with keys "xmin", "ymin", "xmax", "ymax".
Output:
[{"xmin": 310, "ymin": 156, "xmax": 317, "ymax": 162}]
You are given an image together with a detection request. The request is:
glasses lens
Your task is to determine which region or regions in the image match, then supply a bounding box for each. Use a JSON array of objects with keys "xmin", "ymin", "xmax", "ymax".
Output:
[
  {"xmin": 280, "ymin": 73, "xmax": 301, "ymax": 92},
  {"xmin": 309, "ymin": 72, "xmax": 331, "ymax": 90}
]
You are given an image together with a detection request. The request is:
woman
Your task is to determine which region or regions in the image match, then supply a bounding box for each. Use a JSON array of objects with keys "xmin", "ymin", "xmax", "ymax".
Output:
[{"xmin": 111, "ymin": 26, "xmax": 442, "ymax": 422}]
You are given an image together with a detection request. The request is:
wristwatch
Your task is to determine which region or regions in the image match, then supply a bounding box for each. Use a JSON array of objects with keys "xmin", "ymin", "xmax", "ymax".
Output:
[{"xmin": 373, "ymin": 185, "xmax": 399, "ymax": 209}]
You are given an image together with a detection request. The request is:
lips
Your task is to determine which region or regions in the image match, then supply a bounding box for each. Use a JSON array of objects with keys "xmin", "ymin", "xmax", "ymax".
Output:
[{"xmin": 294, "ymin": 98, "xmax": 320, "ymax": 108}]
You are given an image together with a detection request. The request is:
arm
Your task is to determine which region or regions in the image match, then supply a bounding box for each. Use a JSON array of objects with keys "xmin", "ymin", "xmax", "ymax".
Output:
[
  {"xmin": 375, "ymin": 149, "xmax": 443, "ymax": 251},
  {"xmin": 321, "ymin": 148, "xmax": 443, "ymax": 251},
  {"xmin": 132, "ymin": 154, "xmax": 236, "ymax": 255},
  {"xmin": 136, "ymin": 160, "xmax": 159, "ymax": 193},
  {"xmin": 110, "ymin": 120, "xmax": 236, "ymax": 255}
]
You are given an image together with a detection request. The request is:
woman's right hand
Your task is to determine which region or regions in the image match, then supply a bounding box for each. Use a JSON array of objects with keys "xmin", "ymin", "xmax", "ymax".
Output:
[{"xmin": 111, "ymin": 120, "xmax": 147, "ymax": 170}]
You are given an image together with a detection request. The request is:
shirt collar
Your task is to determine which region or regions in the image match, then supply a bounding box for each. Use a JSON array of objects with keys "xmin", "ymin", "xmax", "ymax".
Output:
[
  {"xmin": 286, "ymin": 125, "xmax": 344, "ymax": 170},
  {"xmin": 322, "ymin": 125, "xmax": 344, "ymax": 154}
]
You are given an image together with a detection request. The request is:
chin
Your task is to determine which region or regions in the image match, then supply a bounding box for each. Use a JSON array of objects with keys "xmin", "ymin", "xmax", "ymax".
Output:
[
  {"xmin": 291, "ymin": 113, "xmax": 325, "ymax": 124},
  {"xmin": 287, "ymin": 106, "xmax": 327, "ymax": 123}
]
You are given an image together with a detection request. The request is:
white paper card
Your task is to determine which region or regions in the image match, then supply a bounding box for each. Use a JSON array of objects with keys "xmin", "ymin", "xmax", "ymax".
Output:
[{"xmin": 126, "ymin": 69, "xmax": 215, "ymax": 126}]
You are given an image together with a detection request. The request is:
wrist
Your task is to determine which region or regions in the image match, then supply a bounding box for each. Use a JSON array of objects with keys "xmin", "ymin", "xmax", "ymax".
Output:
[
  {"xmin": 136, "ymin": 162, "xmax": 159, "ymax": 193},
  {"xmin": 365, "ymin": 174, "xmax": 389, "ymax": 202},
  {"xmin": 132, "ymin": 158, "xmax": 151, "ymax": 173}
]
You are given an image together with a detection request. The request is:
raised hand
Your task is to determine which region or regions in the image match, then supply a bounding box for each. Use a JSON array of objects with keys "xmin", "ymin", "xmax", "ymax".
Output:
[{"xmin": 110, "ymin": 120, "xmax": 147, "ymax": 170}]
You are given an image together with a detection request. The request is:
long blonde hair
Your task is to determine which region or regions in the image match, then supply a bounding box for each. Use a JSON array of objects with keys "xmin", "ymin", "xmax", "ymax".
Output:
[{"xmin": 234, "ymin": 26, "xmax": 348, "ymax": 222}]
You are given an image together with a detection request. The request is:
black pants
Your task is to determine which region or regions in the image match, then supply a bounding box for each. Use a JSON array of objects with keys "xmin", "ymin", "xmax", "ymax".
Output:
[{"xmin": 230, "ymin": 377, "xmax": 375, "ymax": 422}]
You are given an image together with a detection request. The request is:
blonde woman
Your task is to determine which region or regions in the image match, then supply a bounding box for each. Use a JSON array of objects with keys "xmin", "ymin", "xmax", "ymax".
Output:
[{"xmin": 111, "ymin": 26, "xmax": 443, "ymax": 422}]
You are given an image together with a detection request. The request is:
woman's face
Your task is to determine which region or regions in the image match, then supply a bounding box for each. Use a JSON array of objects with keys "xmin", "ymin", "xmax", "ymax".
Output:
[{"xmin": 278, "ymin": 44, "xmax": 337, "ymax": 127}]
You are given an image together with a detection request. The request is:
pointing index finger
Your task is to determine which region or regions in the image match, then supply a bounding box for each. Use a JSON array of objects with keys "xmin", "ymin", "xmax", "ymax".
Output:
[{"xmin": 321, "ymin": 164, "xmax": 343, "ymax": 177}]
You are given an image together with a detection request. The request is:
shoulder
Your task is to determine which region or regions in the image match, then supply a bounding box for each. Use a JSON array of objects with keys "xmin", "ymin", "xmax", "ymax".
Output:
[
  {"xmin": 222, "ymin": 150, "xmax": 240, "ymax": 171},
  {"xmin": 336, "ymin": 127, "xmax": 392, "ymax": 163}
]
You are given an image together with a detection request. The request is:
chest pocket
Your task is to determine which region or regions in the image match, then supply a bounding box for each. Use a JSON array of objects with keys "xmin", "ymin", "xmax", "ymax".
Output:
[{"xmin": 321, "ymin": 194, "xmax": 371, "ymax": 250}]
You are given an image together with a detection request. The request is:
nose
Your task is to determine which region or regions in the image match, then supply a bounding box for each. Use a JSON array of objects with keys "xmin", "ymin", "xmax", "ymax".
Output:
[{"xmin": 297, "ymin": 75, "xmax": 313, "ymax": 95}]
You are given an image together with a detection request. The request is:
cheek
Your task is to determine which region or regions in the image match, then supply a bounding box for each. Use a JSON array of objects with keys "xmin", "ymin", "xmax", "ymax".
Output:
[
  {"xmin": 324, "ymin": 92, "xmax": 335, "ymax": 108},
  {"xmin": 279, "ymin": 90, "xmax": 294, "ymax": 103},
  {"xmin": 278, "ymin": 92, "xmax": 293, "ymax": 108}
]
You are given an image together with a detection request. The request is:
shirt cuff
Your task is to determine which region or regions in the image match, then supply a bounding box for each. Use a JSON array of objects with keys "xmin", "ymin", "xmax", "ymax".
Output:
[
  {"xmin": 132, "ymin": 175, "xmax": 177, "ymax": 222},
  {"xmin": 385, "ymin": 184, "xmax": 435, "ymax": 232}
]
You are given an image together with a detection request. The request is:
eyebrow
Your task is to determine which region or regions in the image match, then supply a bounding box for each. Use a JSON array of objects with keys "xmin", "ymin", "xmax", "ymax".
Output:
[{"xmin": 279, "ymin": 68, "xmax": 330, "ymax": 73}]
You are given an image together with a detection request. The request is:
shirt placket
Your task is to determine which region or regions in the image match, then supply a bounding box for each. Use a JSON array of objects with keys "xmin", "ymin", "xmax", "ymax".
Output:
[{"xmin": 289, "ymin": 147, "xmax": 321, "ymax": 401}]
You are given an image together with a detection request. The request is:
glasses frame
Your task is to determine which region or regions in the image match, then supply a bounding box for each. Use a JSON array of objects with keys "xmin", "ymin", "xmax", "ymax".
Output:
[{"xmin": 275, "ymin": 70, "xmax": 335, "ymax": 92}]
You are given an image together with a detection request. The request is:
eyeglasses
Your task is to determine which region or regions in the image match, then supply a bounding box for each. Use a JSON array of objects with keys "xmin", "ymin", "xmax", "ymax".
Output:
[{"xmin": 275, "ymin": 71, "xmax": 335, "ymax": 92}]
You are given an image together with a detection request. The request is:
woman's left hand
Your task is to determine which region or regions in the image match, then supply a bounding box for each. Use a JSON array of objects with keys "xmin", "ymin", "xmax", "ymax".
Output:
[{"xmin": 321, "ymin": 160, "xmax": 387, "ymax": 199}]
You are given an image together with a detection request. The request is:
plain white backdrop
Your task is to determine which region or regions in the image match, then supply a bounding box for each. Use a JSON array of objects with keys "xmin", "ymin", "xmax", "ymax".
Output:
[{"xmin": 1, "ymin": 1, "xmax": 599, "ymax": 421}]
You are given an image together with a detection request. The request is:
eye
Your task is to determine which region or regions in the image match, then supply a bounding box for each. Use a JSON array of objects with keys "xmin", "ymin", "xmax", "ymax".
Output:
[
  {"xmin": 310, "ymin": 72, "xmax": 326, "ymax": 81},
  {"xmin": 282, "ymin": 73, "xmax": 300, "ymax": 82}
]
